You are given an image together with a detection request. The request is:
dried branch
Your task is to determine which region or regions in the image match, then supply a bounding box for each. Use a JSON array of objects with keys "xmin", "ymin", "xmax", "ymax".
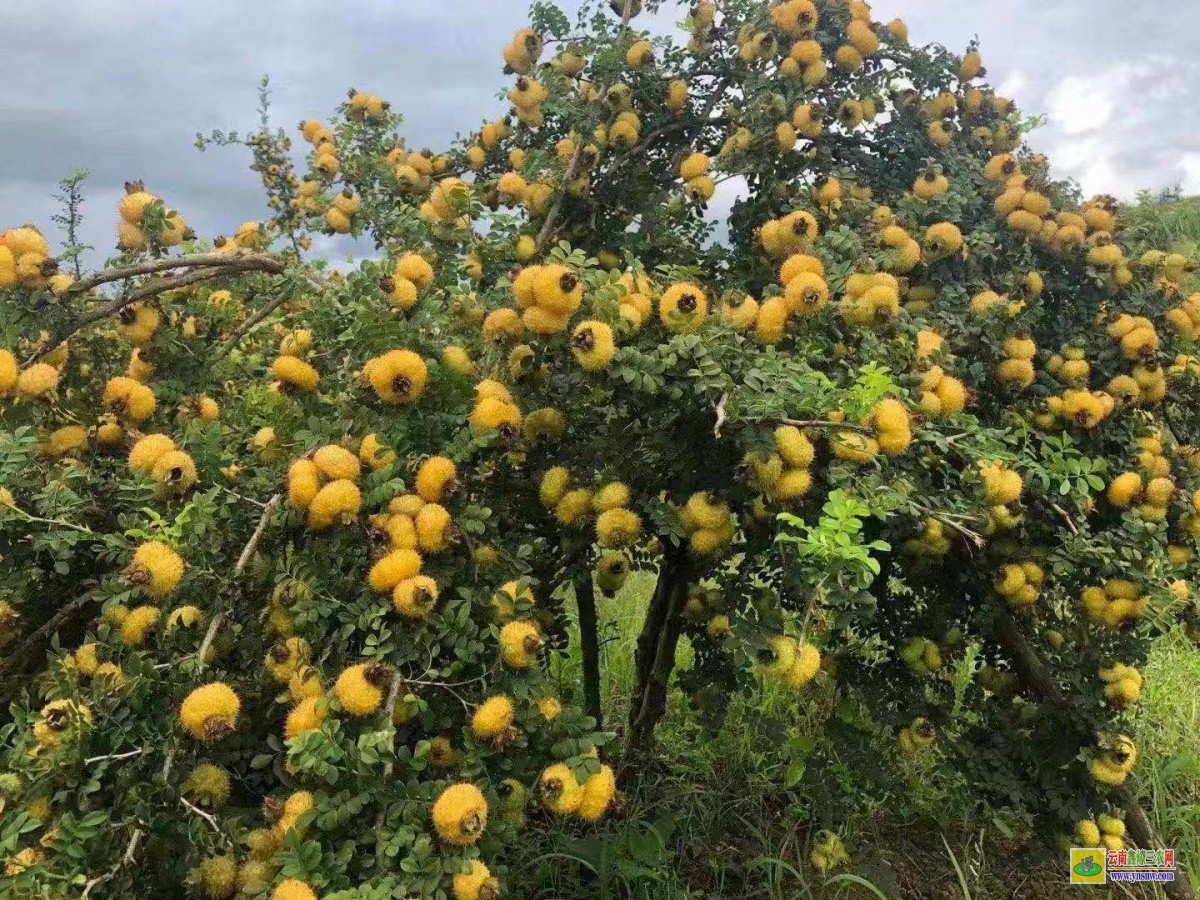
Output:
[
  {"xmin": 713, "ymin": 392, "xmax": 728, "ymax": 438},
  {"xmin": 181, "ymin": 796, "xmax": 234, "ymax": 848},
  {"xmin": 61, "ymin": 252, "xmax": 286, "ymax": 297},
  {"xmin": 0, "ymin": 592, "xmax": 96, "ymax": 678},
  {"xmin": 778, "ymin": 418, "xmax": 873, "ymax": 434},
  {"xmin": 235, "ymin": 493, "xmax": 282, "ymax": 575},
  {"xmin": 84, "ymin": 748, "xmax": 145, "ymax": 766},
  {"xmin": 27, "ymin": 254, "xmax": 290, "ymax": 364}
]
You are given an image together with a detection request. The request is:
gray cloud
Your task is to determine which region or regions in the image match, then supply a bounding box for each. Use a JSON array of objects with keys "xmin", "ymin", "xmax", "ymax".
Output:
[{"xmin": 3, "ymin": 0, "xmax": 1197, "ymax": 270}]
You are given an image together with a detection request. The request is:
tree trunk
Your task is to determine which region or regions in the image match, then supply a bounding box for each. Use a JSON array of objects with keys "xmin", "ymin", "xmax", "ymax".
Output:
[
  {"xmin": 574, "ymin": 573, "xmax": 603, "ymax": 729},
  {"xmin": 625, "ymin": 547, "xmax": 690, "ymax": 764},
  {"xmin": 989, "ymin": 601, "xmax": 1194, "ymax": 899}
]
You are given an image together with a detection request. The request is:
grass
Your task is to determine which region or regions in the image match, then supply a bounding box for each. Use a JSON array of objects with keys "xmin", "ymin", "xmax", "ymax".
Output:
[{"xmin": 500, "ymin": 571, "xmax": 1200, "ymax": 899}]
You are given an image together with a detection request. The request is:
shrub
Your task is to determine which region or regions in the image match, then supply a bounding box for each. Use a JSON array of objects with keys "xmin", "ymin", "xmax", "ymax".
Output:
[{"xmin": 1, "ymin": 0, "xmax": 1198, "ymax": 896}]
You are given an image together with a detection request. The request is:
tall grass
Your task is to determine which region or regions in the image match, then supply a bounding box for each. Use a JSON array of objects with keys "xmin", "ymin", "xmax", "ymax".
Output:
[{"xmin": 510, "ymin": 560, "xmax": 1200, "ymax": 898}]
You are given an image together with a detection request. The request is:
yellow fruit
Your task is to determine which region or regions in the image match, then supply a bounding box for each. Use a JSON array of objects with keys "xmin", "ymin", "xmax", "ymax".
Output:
[
  {"xmin": 432, "ymin": 783, "xmax": 488, "ymax": 845},
  {"xmin": 180, "ymin": 683, "xmax": 240, "ymax": 741}
]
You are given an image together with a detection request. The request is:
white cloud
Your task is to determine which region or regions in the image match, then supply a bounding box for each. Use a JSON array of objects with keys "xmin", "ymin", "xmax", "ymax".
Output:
[
  {"xmin": 1045, "ymin": 73, "xmax": 1118, "ymax": 135},
  {"xmin": 1179, "ymin": 154, "xmax": 1200, "ymax": 195}
]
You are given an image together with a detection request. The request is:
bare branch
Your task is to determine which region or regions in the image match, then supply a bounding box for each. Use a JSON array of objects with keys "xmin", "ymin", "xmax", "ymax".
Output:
[
  {"xmin": 181, "ymin": 797, "xmax": 234, "ymax": 849},
  {"xmin": 778, "ymin": 418, "xmax": 873, "ymax": 434},
  {"xmin": 61, "ymin": 252, "xmax": 286, "ymax": 297},
  {"xmin": 26, "ymin": 255, "xmax": 290, "ymax": 364},
  {"xmin": 235, "ymin": 493, "xmax": 282, "ymax": 575},
  {"xmin": 713, "ymin": 392, "xmax": 728, "ymax": 438}
]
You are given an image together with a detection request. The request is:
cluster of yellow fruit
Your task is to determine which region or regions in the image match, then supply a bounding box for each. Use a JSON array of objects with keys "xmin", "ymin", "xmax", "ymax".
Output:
[
  {"xmin": 1044, "ymin": 345, "xmax": 1090, "ymax": 386},
  {"xmin": 501, "ymin": 26, "xmax": 543, "ymax": 75},
  {"xmin": 1165, "ymin": 292, "xmax": 1200, "ymax": 340},
  {"xmin": 594, "ymin": 552, "xmax": 631, "ymax": 596},
  {"xmin": 875, "ymin": 220, "xmax": 923, "ymax": 275},
  {"xmin": 758, "ymin": 209, "xmax": 819, "ymax": 258},
  {"xmin": 0, "ymin": 225, "xmax": 58, "ymax": 290},
  {"xmin": 318, "ymin": 189, "xmax": 359, "ymax": 234},
  {"xmin": 678, "ymin": 151, "xmax": 715, "ymax": 203},
  {"xmin": 743, "ymin": 424, "xmax": 815, "ymax": 504},
  {"xmin": 759, "ymin": 635, "xmax": 822, "ymax": 690},
  {"xmin": 537, "ymin": 758, "xmax": 616, "ymax": 821},
  {"xmin": 916, "ymin": 352, "xmax": 969, "ymax": 419},
  {"xmin": 509, "ymin": 72, "xmax": 549, "ymax": 128},
  {"xmin": 286, "ymin": 444, "xmax": 364, "ymax": 531},
  {"xmin": 809, "ymin": 830, "xmax": 851, "ymax": 874},
  {"xmin": 977, "ymin": 461, "xmax": 1023, "ymax": 532},
  {"xmin": 837, "ymin": 270, "xmax": 902, "ymax": 327},
  {"xmin": 116, "ymin": 181, "xmax": 189, "ymax": 251},
  {"xmin": 215, "ymin": 220, "xmax": 268, "ymax": 254},
  {"xmin": 1041, "ymin": 387, "xmax": 1117, "ymax": 431},
  {"xmin": 509, "ymin": 262, "xmax": 585, "ymax": 335},
  {"xmin": 180, "ymin": 681, "xmax": 241, "ymax": 741},
  {"xmin": 390, "ymin": 145, "xmax": 450, "ymax": 196},
  {"xmin": 466, "ymin": 119, "xmax": 512, "ymax": 172},
  {"xmin": 97, "ymin": 538, "xmax": 193, "ymax": 651},
  {"xmin": 900, "ymin": 636, "xmax": 943, "ymax": 676},
  {"xmin": 1098, "ymin": 662, "xmax": 1142, "ymax": 708},
  {"xmin": 300, "ymin": 118, "xmax": 339, "ymax": 177},
  {"xmin": 1081, "ymin": 581, "xmax": 1148, "ymax": 631},
  {"xmin": 896, "ymin": 716, "xmax": 936, "ymax": 756},
  {"xmin": 0, "ymin": 346, "xmax": 63, "ymax": 401},
  {"xmin": 1090, "ymin": 734, "xmax": 1139, "ymax": 787},
  {"xmin": 126, "ymin": 429, "xmax": 198, "ymax": 495},
  {"xmin": 1109, "ymin": 314, "xmax": 1159, "ymax": 362},
  {"xmin": 66, "ymin": 640, "xmax": 126, "ymax": 689},
  {"xmin": 901, "ymin": 518, "xmax": 953, "ymax": 559},
  {"xmin": 347, "ymin": 89, "xmax": 390, "ymax": 121},
  {"xmin": 537, "ymin": 468, "xmax": 642, "ymax": 546},
  {"xmin": 994, "ymin": 561, "xmax": 1044, "ymax": 607},
  {"xmin": 1075, "ymin": 813, "xmax": 1127, "ymax": 851},
  {"xmin": 996, "ymin": 335, "xmax": 1037, "ymax": 391},
  {"xmin": 31, "ymin": 698, "xmax": 93, "ymax": 749},
  {"xmin": 1107, "ymin": 470, "xmax": 1175, "ymax": 521},
  {"xmin": 681, "ymin": 492, "xmax": 736, "ymax": 556},
  {"xmin": 417, "ymin": 177, "xmax": 472, "ymax": 239},
  {"xmin": 186, "ymin": 791, "xmax": 318, "ymax": 898},
  {"xmin": 468, "ymin": 378, "xmax": 522, "ymax": 437},
  {"xmin": 493, "ymin": 166, "xmax": 549, "ymax": 222},
  {"xmin": 377, "ymin": 251, "xmax": 434, "ymax": 311}
]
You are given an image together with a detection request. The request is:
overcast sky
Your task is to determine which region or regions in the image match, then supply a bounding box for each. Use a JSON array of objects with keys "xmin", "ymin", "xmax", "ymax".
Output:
[{"xmin": 3, "ymin": 0, "xmax": 1199, "ymax": 270}]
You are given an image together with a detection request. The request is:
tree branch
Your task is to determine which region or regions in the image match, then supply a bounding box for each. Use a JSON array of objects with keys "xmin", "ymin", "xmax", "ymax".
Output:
[
  {"xmin": 61, "ymin": 252, "xmax": 286, "ymax": 297},
  {"xmin": 0, "ymin": 592, "xmax": 96, "ymax": 679},
  {"xmin": 26, "ymin": 254, "xmax": 289, "ymax": 364},
  {"xmin": 574, "ymin": 573, "xmax": 603, "ymax": 728}
]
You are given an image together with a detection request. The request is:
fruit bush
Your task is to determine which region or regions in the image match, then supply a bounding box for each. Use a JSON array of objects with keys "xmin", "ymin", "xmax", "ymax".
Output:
[{"xmin": 2, "ymin": 0, "xmax": 1200, "ymax": 897}]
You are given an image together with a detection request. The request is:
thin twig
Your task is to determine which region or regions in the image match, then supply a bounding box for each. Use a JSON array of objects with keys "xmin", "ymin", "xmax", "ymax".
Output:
[
  {"xmin": 81, "ymin": 828, "xmax": 142, "ymax": 898},
  {"xmin": 533, "ymin": 0, "xmax": 636, "ymax": 254},
  {"xmin": 220, "ymin": 291, "xmax": 293, "ymax": 354},
  {"xmin": 1050, "ymin": 502, "xmax": 1079, "ymax": 536},
  {"xmin": 778, "ymin": 418, "xmax": 873, "ymax": 434},
  {"xmin": 373, "ymin": 672, "xmax": 406, "ymax": 868},
  {"xmin": 219, "ymin": 272, "xmax": 325, "ymax": 356},
  {"xmin": 27, "ymin": 256, "xmax": 289, "ymax": 364},
  {"xmin": 181, "ymin": 797, "xmax": 234, "ymax": 849},
  {"xmin": 84, "ymin": 748, "xmax": 145, "ymax": 766},
  {"xmin": 235, "ymin": 493, "xmax": 282, "ymax": 574},
  {"xmin": 0, "ymin": 592, "xmax": 96, "ymax": 678},
  {"xmin": 713, "ymin": 392, "xmax": 728, "ymax": 438},
  {"xmin": 60, "ymin": 252, "xmax": 286, "ymax": 297}
]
